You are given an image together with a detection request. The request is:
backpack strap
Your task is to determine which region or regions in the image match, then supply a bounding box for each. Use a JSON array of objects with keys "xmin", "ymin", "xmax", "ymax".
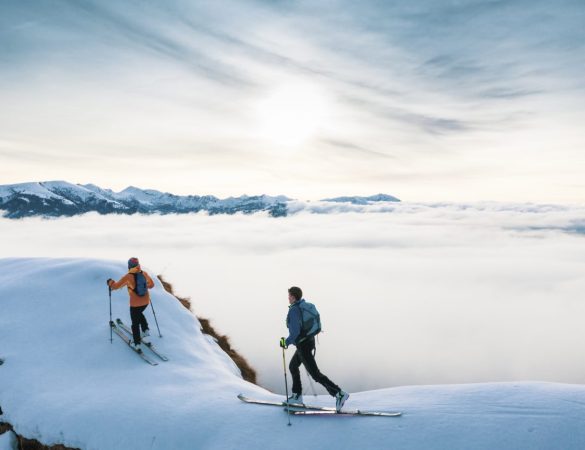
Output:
[
  {"xmin": 130, "ymin": 271, "xmax": 142, "ymax": 294},
  {"xmin": 298, "ymin": 302, "xmax": 314, "ymax": 344},
  {"xmin": 131, "ymin": 272, "xmax": 137, "ymax": 293}
]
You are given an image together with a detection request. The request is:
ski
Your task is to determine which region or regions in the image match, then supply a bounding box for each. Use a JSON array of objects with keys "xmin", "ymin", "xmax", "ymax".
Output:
[
  {"xmin": 238, "ymin": 394, "xmax": 401, "ymax": 417},
  {"xmin": 285, "ymin": 405, "xmax": 402, "ymax": 417},
  {"xmin": 116, "ymin": 318, "xmax": 168, "ymax": 361},
  {"xmin": 110, "ymin": 321, "xmax": 158, "ymax": 366},
  {"xmin": 238, "ymin": 394, "xmax": 339, "ymax": 412}
]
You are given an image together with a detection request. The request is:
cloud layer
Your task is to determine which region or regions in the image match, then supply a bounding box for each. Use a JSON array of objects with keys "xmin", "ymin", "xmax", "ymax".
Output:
[{"xmin": 2, "ymin": 202, "xmax": 585, "ymax": 392}]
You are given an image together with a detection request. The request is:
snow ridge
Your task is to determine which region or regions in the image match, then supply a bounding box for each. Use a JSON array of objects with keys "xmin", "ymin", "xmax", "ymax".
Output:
[
  {"xmin": 0, "ymin": 181, "xmax": 401, "ymax": 219},
  {"xmin": 1, "ymin": 258, "xmax": 585, "ymax": 450},
  {"xmin": 0, "ymin": 181, "xmax": 291, "ymax": 218}
]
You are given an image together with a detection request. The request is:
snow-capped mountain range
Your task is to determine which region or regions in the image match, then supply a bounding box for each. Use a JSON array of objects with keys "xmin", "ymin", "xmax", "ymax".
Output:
[{"xmin": 0, "ymin": 181, "xmax": 400, "ymax": 219}]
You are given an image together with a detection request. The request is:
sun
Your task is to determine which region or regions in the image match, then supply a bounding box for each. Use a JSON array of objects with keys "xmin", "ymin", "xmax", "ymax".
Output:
[{"xmin": 254, "ymin": 82, "xmax": 329, "ymax": 147}]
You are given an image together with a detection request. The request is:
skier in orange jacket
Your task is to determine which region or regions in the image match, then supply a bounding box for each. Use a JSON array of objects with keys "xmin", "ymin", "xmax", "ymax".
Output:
[{"xmin": 107, "ymin": 257, "xmax": 155, "ymax": 351}]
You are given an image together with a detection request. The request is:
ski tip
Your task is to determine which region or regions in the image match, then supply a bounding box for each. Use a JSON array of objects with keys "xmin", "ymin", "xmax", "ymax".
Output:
[{"xmin": 237, "ymin": 394, "xmax": 255, "ymax": 403}]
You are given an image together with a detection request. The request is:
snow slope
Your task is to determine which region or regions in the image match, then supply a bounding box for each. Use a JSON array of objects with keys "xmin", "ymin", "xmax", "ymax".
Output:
[
  {"xmin": 0, "ymin": 430, "xmax": 16, "ymax": 450},
  {"xmin": 1, "ymin": 258, "xmax": 585, "ymax": 450}
]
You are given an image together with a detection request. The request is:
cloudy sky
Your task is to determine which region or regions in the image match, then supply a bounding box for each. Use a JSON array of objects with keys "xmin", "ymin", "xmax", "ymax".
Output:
[{"xmin": 1, "ymin": 0, "xmax": 584, "ymax": 201}]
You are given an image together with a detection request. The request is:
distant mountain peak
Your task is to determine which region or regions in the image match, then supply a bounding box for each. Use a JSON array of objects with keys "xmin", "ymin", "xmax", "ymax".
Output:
[
  {"xmin": 0, "ymin": 181, "xmax": 400, "ymax": 219},
  {"xmin": 321, "ymin": 194, "xmax": 401, "ymax": 205}
]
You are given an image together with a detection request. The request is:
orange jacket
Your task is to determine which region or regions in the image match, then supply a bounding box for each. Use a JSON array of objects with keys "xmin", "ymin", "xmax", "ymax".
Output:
[{"xmin": 109, "ymin": 267, "xmax": 154, "ymax": 307}]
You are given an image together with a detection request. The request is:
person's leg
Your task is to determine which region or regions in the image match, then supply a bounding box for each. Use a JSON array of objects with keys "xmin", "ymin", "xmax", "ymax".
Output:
[
  {"xmin": 138, "ymin": 305, "xmax": 149, "ymax": 333},
  {"xmin": 129, "ymin": 307, "xmax": 141, "ymax": 345},
  {"xmin": 298, "ymin": 339, "xmax": 341, "ymax": 397},
  {"xmin": 288, "ymin": 349, "xmax": 303, "ymax": 396}
]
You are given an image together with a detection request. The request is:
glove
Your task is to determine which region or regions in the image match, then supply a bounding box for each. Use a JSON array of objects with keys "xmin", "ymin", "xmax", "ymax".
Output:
[
  {"xmin": 106, "ymin": 278, "xmax": 114, "ymax": 287},
  {"xmin": 279, "ymin": 337, "xmax": 288, "ymax": 349}
]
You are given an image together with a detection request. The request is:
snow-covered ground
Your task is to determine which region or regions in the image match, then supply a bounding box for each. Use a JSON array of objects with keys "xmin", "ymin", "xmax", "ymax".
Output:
[
  {"xmin": 1, "ymin": 258, "xmax": 585, "ymax": 450},
  {"xmin": 0, "ymin": 430, "xmax": 17, "ymax": 450}
]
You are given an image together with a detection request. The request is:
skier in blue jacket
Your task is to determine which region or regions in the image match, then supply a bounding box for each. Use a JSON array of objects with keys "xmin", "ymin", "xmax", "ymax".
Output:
[{"xmin": 280, "ymin": 286, "xmax": 349, "ymax": 412}]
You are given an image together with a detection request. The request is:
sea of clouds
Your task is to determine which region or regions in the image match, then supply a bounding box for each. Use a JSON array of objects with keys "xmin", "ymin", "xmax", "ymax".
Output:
[{"xmin": 2, "ymin": 201, "xmax": 585, "ymax": 394}]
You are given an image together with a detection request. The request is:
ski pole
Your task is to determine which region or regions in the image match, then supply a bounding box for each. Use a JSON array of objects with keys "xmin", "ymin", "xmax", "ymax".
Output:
[
  {"xmin": 306, "ymin": 345, "xmax": 317, "ymax": 397},
  {"xmin": 150, "ymin": 297, "xmax": 162, "ymax": 338},
  {"xmin": 305, "ymin": 367, "xmax": 317, "ymax": 397},
  {"xmin": 109, "ymin": 286, "xmax": 113, "ymax": 343},
  {"xmin": 282, "ymin": 345, "xmax": 291, "ymax": 426}
]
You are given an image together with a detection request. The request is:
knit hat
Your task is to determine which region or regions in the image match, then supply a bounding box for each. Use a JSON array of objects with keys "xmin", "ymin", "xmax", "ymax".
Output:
[{"xmin": 128, "ymin": 257, "xmax": 140, "ymax": 269}]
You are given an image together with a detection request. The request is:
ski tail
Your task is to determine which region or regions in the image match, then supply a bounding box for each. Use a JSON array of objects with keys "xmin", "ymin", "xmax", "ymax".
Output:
[{"xmin": 238, "ymin": 394, "xmax": 334, "ymax": 412}]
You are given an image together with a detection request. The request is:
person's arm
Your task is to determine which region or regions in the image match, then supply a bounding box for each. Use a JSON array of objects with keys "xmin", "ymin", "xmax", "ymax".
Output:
[
  {"xmin": 144, "ymin": 272, "xmax": 155, "ymax": 289},
  {"xmin": 108, "ymin": 274, "xmax": 131, "ymax": 291},
  {"xmin": 285, "ymin": 306, "xmax": 302, "ymax": 347}
]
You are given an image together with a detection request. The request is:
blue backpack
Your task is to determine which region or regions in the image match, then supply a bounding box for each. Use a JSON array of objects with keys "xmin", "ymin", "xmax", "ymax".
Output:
[
  {"xmin": 298, "ymin": 301, "xmax": 322, "ymax": 342},
  {"xmin": 132, "ymin": 272, "xmax": 148, "ymax": 297}
]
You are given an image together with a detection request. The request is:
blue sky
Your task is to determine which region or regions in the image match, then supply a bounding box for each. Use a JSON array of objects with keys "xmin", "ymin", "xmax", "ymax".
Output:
[{"xmin": 1, "ymin": 0, "xmax": 584, "ymax": 201}]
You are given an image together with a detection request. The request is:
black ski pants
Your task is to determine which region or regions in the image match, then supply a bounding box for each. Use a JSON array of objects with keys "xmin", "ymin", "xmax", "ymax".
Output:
[
  {"xmin": 289, "ymin": 338, "xmax": 341, "ymax": 397},
  {"xmin": 130, "ymin": 305, "xmax": 149, "ymax": 345}
]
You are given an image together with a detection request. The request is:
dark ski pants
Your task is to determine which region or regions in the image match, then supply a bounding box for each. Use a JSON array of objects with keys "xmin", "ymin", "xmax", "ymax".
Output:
[
  {"xmin": 130, "ymin": 305, "xmax": 149, "ymax": 345},
  {"xmin": 289, "ymin": 338, "xmax": 341, "ymax": 397}
]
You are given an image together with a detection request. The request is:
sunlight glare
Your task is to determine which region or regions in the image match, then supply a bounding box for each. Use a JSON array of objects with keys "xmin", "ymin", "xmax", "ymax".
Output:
[{"xmin": 255, "ymin": 82, "xmax": 329, "ymax": 147}]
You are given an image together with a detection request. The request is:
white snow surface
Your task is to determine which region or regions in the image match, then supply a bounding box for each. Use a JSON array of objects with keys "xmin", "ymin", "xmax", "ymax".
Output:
[
  {"xmin": 0, "ymin": 181, "xmax": 121, "ymax": 207},
  {"xmin": 0, "ymin": 182, "xmax": 66, "ymax": 201},
  {"xmin": 1, "ymin": 258, "xmax": 585, "ymax": 450},
  {"xmin": 0, "ymin": 431, "xmax": 17, "ymax": 450}
]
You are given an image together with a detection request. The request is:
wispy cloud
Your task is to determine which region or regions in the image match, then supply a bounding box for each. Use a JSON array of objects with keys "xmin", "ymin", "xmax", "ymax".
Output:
[{"xmin": 1, "ymin": 0, "xmax": 584, "ymax": 200}]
